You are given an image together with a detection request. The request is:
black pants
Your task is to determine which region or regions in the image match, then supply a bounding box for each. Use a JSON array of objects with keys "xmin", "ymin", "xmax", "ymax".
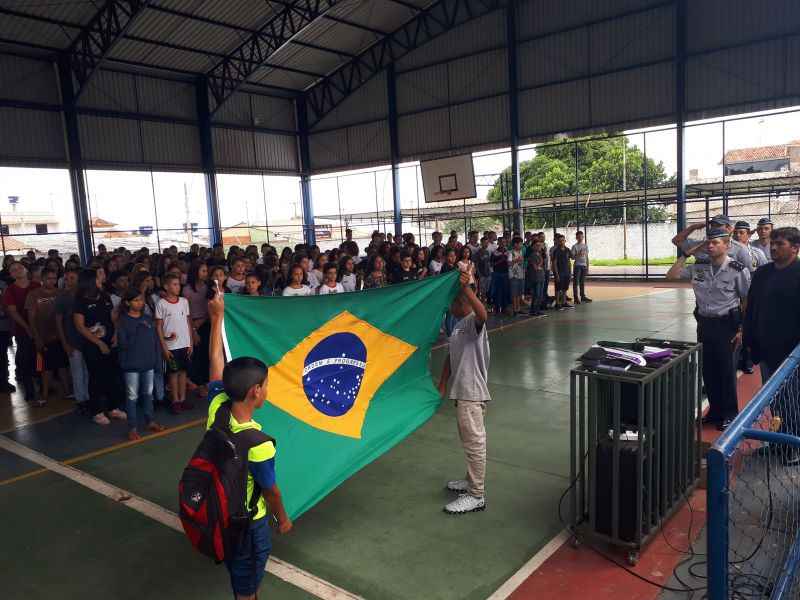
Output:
[
  {"xmin": 82, "ymin": 343, "xmax": 122, "ymax": 416},
  {"xmin": 697, "ymin": 316, "xmax": 740, "ymax": 421},
  {"xmin": 0, "ymin": 332, "xmax": 11, "ymax": 383},
  {"xmin": 14, "ymin": 334, "xmax": 36, "ymax": 399},
  {"xmin": 189, "ymin": 321, "xmax": 210, "ymax": 385},
  {"xmin": 573, "ymin": 265, "xmax": 587, "ymax": 300}
]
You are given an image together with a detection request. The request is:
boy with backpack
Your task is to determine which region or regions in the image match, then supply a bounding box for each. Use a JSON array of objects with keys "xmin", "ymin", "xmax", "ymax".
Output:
[{"xmin": 182, "ymin": 286, "xmax": 292, "ymax": 600}]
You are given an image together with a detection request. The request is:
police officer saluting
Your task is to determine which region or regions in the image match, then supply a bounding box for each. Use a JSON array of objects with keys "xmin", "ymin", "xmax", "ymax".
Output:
[
  {"xmin": 672, "ymin": 214, "xmax": 751, "ymax": 265},
  {"xmin": 666, "ymin": 228, "xmax": 751, "ymax": 430}
]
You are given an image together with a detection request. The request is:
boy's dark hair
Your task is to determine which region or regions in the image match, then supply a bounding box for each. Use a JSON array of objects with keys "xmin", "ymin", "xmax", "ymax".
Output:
[
  {"xmin": 245, "ymin": 271, "xmax": 262, "ymax": 282},
  {"xmin": 772, "ymin": 227, "xmax": 800, "ymax": 246},
  {"xmin": 163, "ymin": 272, "xmax": 180, "ymax": 285},
  {"xmin": 109, "ymin": 270, "xmax": 127, "ymax": 286},
  {"xmin": 324, "ymin": 263, "xmax": 338, "ymax": 274},
  {"xmin": 399, "ymin": 250, "xmax": 412, "ymax": 260},
  {"xmin": 512, "ymin": 237, "xmax": 523, "ymax": 245},
  {"xmin": 223, "ymin": 357, "xmax": 268, "ymax": 402}
]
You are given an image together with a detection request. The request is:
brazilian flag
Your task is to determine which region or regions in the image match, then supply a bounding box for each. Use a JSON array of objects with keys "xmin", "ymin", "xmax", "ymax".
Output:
[{"xmin": 222, "ymin": 271, "xmax": 460, "ymax": 518}]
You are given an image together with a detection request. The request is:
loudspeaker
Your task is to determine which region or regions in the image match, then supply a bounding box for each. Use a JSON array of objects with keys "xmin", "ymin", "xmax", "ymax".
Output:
[{"xmin": 594, "ymin": 436, "xmax": 651, "ymax": 542}]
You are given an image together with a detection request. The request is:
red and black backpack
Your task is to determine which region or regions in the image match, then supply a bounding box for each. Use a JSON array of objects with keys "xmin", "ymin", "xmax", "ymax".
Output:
[{"xmin": 178, "ymin": 400, "xmax": 274, "ymax": 563}]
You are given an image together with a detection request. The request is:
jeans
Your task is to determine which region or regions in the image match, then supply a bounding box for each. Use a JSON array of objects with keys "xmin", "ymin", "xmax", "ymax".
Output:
[
  {"xmin": 529, "ymin": 280, "xmax": 545, "ymax": 314},
  {"xmin": 67, "ymin": 348, "xmax": 89, "ymax": 404},
  {"xmin": 153, "ymin": 360, "xmax": 165, "ymax": 403},
  {"xmin": 573, "ymin": 264, "xmax": 587, "ymax": 299},
  {"xmin": 490, "ymin": 272, "xmax": 510, "ymax": 312},
  {"xmin": 124, "ymin": 370, "xmax": 154, "ymax": 429},
  {"xmin": 225, "ymin": 517, "xmax": 271, "ymax": 597}
]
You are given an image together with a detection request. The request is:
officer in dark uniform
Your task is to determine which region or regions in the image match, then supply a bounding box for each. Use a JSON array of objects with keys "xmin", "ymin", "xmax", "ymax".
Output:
[{"xmin": 666, "ymin": 228, "xmax": 751, "ymax": 430}]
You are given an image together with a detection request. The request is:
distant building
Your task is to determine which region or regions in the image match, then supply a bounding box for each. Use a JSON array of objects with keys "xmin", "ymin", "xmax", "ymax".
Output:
[{"xmin": 723, "ymin": 140, "xmax": 800, "ymax": 176}]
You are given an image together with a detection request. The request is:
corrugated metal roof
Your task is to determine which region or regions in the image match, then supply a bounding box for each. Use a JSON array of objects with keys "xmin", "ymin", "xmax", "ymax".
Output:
[
  {"xmin": 252, "ymin": 66, "xmax": 317, "ymax": 91},
  {"xmin": 688, "ymin": 0, "xmax": 799, "ymax": 54},
  {"xmin": 0, "ymin": 107, "xmax": 66, "ymax": 163},
  {"xmin": 0, "ymin": 54, "xmax": 59, "ymax": 104},
  {"xmin": 0, "ymin": 13, "xmax": 74, "ymax": 49},
  {"xmin": 12, "ymin": 1, "xmax": 97, "ymax": 28}
]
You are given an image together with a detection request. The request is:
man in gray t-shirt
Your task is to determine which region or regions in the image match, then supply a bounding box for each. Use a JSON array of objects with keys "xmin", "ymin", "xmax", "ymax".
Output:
[
  {"xmin": 438, "ymin": 271, "xmax": 490, "ymax": 514},
  {"xmin": 570, "ymin": 230, "xmax": 592, "ymax": 303}
]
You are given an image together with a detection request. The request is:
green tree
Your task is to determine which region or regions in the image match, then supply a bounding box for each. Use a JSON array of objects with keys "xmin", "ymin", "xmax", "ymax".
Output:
[{"xmin": 487, "ymin": 134, "xmax": 674, "ymax": 229}]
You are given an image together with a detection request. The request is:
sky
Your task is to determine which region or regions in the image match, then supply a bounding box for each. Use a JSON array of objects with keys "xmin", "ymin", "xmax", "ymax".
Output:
[{"xmin": 1, "ymin": 106, "xmax": 799, "ymax": 236}]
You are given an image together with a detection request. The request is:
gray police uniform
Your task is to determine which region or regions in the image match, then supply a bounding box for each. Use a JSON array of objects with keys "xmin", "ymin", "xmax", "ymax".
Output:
[
  {"xmin": 680, "ymin": 256, "xmax": 751, "ymax": 422},
  {"xmin": 751, "ymin": 239, "xmax": 771, "ymax": 262},
  {"xmin": 680, "ymin": 238, "xmax": 751, "ymax": 265},
  {"xmin": 742, "ymin": 244, "xmax": 768, "ymax": 272}
]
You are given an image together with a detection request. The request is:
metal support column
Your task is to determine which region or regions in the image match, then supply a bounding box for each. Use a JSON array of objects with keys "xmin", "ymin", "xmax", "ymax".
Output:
[
  {"xmin": 506, "ymin": 0, "xmax": 522, "ymax": 234},
  {"xmin": 57, "ymin": 57, "xmax": 94, "ymax": 264},
  {"xmin": 196, "ymin": 78, "xmax": 222, "ymax": 247},
  {"xmin": 296, "ymin": 97, "xmax": 315, "ymax": 246},
  {"xmin": 675, "ymin": 0, "xmax": 688, "ymax": 238},
  {"xmin": 387, "ymin": 63, "xmax": 402, "ymax": 240}
]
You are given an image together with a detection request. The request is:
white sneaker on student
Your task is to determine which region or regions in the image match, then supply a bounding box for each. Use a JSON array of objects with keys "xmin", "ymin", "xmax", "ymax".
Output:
[
  {"xmin": 108, "ymin": 408, "xmax": 128, "ymax": 420},
  {"xmin": 446, "ymin": 479, "xmax": 469, "ymax": 493},
  {"xmin": 93, "ymin": 413, "xmax": 111, "ymax": 426},
  {"xmin": 444, "ymin": 494, "xmax": 485, "ymax": 514}
]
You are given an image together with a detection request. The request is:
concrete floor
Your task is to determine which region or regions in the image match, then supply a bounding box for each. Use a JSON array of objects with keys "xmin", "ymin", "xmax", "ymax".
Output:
[{"xmin": 0, "ymin": 284, "xmax": 698, "ymax": 600}]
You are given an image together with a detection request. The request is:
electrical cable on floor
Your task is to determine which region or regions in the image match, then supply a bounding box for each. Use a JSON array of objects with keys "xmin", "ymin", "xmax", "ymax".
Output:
[{"xmin": 557, "ymin": 454, "xmax": 707, "ymax": 595}]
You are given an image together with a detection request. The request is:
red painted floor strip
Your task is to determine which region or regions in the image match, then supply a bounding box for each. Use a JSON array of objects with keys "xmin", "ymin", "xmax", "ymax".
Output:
[{"xmin": 510, "ymin": 368, "xmax": 764, "ymax": 600}]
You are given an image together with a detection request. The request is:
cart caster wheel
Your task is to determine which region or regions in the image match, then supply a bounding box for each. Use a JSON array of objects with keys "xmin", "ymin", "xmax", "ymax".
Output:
[
  {"xmin": 627, "ymin": 551, "xmax": 639, "ymax": 566},
  {"xmin": 570, "ymin": 536, "xmax": 580, "ymax": 549}
]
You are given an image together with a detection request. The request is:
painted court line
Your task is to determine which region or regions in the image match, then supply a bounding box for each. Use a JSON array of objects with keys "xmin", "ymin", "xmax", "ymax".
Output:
[
  {"xmin": 0, "ymin": 435, "xmax": 363, "ymax": 600},
  {"xmin": 0, "ymin": 417, "xmax": 207, "ymax": 487},
  {"xmin": 485, "ymin": 529, "xmax": 571, "ymax": 600},
  {"xmin": 0, "ymin": 406, "xmax": 76, "ymax": 434}
]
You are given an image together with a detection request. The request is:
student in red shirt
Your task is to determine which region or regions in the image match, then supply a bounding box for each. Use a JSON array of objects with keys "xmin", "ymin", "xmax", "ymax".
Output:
[{"xmin": 2, "ymin": 262, "xmax": 40, "ymax": 404}]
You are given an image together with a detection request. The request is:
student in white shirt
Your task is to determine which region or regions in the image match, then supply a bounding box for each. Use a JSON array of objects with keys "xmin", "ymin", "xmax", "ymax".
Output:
[
  {"xmin": 282, "ymin": 265, "xmax": 312, "ymax": 297},
  {"xmin": 155, "ymin": 273, "xmax": 194, "ymax": 414},
  {"xmin": 226, "ymin": 258, "xmax": 247, "ymax": 294},
  {"xmin": 339, "ymin": 256, "xmax": 358, "ymax": 292},
  {"xmin": 307, "ymin": 255, "xmax": 325, "ymax": 289},
  {"xmin": 429, "ymin": 246, "xmax": 445, "ymax": 275},
  {"xmin": 317, "ymin": 264, "xmax": 344, "ymax": 295}
]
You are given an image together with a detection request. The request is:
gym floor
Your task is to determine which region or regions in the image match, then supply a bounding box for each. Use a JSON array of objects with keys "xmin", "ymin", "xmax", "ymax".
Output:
[{"xmin": 1, "ymin": 282, "xmax": 710, "ymax": 600}]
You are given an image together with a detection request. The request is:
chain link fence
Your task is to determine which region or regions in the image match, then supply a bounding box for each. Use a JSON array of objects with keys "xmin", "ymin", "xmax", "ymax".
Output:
[{"xmin": 708, "ymin": 345, "xmax": 800, "ymax": 599}]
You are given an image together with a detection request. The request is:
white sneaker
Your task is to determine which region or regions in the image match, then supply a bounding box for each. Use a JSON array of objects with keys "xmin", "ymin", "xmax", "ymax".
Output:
[
  {"xmin": 108, "ymin": 409, "xmax": 128, "ymax": 421},
  {"xmin": 444, "ymin": 494, "xmax": 485, "ymax": 514},
  {"xmin": 93, "ymin": 413, "xmax": 111, "ymax": 426},
  {"xmin": 446, "ymin": 479, "xmax": 469, "ymax": 493}
]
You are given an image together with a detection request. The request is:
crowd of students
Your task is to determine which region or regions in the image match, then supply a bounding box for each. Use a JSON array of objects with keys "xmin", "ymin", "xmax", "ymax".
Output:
[{"xmin": 0, "ymin": 227, "xmax": 592, "ymax": 438}]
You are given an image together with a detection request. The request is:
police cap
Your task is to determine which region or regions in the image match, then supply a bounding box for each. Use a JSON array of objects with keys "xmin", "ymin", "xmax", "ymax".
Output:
[
  {"xmin": 709, "ymin": 214, "xmax": 732, "ymax": 226},
  {"xmin": 734, "ymin": 220, "xmax": 751, "ymax": 231},
  {"xmin": 707, "ymin": 227, "xmax": 730, "ymax": 240},
  {"xmin": 757, "ymin": 217, "xmax": 773, "ymax": 227}
]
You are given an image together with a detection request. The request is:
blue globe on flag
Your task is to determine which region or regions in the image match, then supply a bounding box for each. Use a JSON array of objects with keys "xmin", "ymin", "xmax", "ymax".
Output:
[{"xmin": 302, "ymin": 332, "xmax": 367, "ymax": 417}]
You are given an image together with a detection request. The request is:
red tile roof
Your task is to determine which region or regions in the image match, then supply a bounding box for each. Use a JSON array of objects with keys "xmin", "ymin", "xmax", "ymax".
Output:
[{"xmin": 724, "ymin": 140, "xmax": 800, "ymax": 164}]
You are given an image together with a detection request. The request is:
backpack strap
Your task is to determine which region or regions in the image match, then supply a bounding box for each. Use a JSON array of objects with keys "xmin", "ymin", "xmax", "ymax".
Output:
[
  {"xmin": 235, "ymin": 428, "xmax": 277, "ymax": 516},
  {"xmin": 211, "ymin": 399, "xmax": 233, "ymax": 432}
]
